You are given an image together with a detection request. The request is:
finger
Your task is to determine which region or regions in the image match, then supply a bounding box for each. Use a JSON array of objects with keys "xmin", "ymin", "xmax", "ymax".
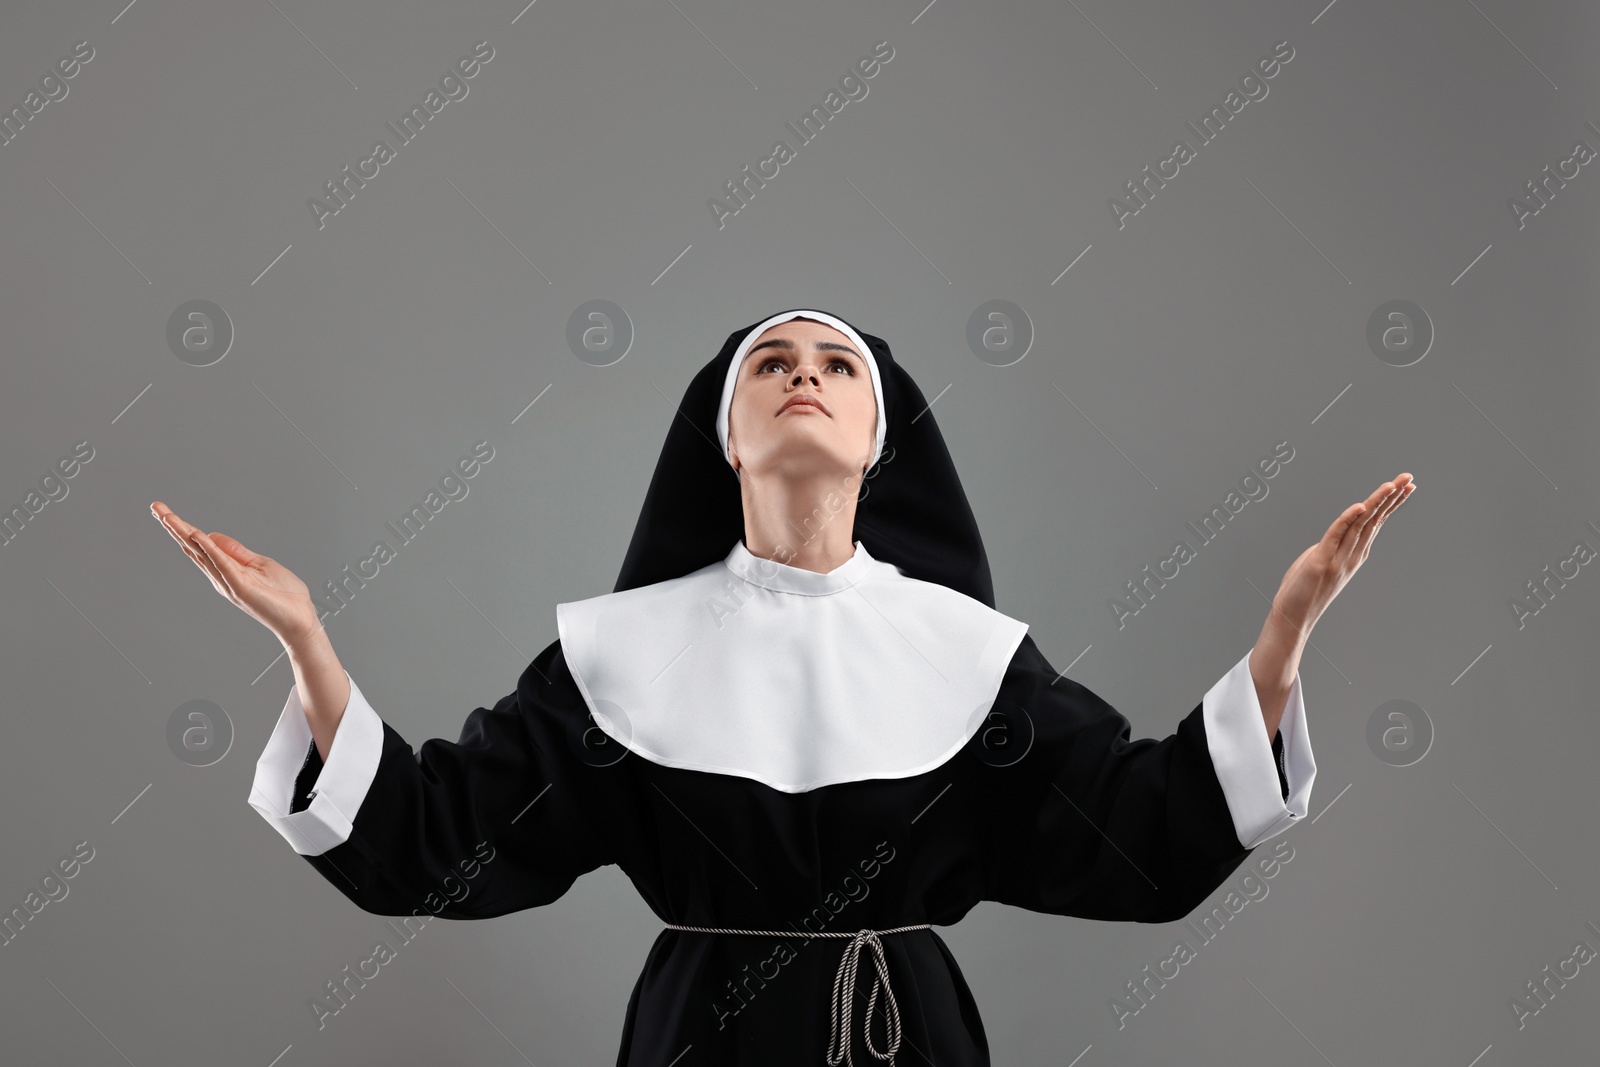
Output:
[
  {"xmin": 1370, "ymin": 478, "xmax": 1414, "ymax": 527},
  {"xmin": 152, "ymin": 505, "xmax": 232, "ymax": 595},
  {"xmin": 159, "ymin": 508, "xmax": 201, "ymax": 543},
  {"xmin": 155, "ymin": 513, "xmax": 190, "ymax": 548},
  {"xmin": 154, "ymin": 505, "xmax": 202, "ymax": 542},
  {"xmin": 184, "ymin": 534, "xmax": 232, "ymax": 598},
  {"xmin": 176, "ymin": 533, "xmax": 231, "ymax": 598},
  {"xmin": 1322, "ymin": 501, "xmax": 1369, "ymax": 552},
  {"xmin": 156, "ymin": 509, "xmax": 226, "ymax": 571},
  {"xmin": 209, "ymin": 531, "xmax": 263, "ymax": 566},
  {"xmin": 1331, "ymin": 493, "xmax": 1389, "ymax": 564},
  {"xmin": 151, "ymin": 503, "xmax": 184, "ymax": 537},
  {"xmin": 1362, "ymin": 475, "xmax": 1406, "ymax": 509},
  {"xmin": 158, "ymin": 516, "xmax": 219, "ymax": 579},
  {"xmin": 1351, "ymin": 479, "xmax": 1417, "ymax": 559},
  {"xmin": 191, "ymin": 530, "xmax": 243, "ymax": 586},
  {"xmin": 1360, "ymin": 476, "xmax": 1415, "ymax": 537},
  {"xmin": 158, "ymin": 515, "xmax": 202, "ymax": 557},
  {"xmin": 156, "ymin": 512, "xmax": 213, "ymax": 569},
  {"xmin": 189, "ymin": 531, "xmax": 243, "ymax": 600},
  {"xmin": 1347, "ymin": 480, "xmax": 1403, "ymax": 546}
]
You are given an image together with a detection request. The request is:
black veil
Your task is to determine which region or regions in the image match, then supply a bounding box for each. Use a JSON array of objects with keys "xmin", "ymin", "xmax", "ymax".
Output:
[{"xmin": 612, "ymin": 307, "xmax": 1002, "ymax": 609}]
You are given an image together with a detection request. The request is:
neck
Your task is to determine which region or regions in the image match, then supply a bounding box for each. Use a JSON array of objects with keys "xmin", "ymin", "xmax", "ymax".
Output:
[{"xmin": 739, "ymin": 467, "xmax": 863, "ymax": 574}]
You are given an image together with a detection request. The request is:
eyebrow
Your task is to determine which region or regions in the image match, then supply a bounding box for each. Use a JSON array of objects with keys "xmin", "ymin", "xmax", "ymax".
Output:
[{"xmin": 746, "ymin": 337, "xmax": 863, "ymax": 365}]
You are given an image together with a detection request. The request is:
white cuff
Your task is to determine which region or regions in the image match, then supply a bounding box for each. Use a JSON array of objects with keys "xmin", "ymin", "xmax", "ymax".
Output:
[
  {"xmin": 247, "ymin": 670, "xmax": 384, "ymax": 857},
  {"xmin": 1201, "ymin": 648, "xmax": 1316, "ymax": 850}
]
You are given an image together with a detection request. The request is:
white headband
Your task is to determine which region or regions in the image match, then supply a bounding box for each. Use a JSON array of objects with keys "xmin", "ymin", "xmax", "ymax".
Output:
[{"xmin": 715, "ymin": 310, "xmax": 887, "ymax": 475}]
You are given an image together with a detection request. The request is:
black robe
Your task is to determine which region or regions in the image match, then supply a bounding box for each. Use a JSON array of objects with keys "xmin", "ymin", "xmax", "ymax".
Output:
[{"xmin": 259, "ymin": 632, "xmax": 1295, "ymax": 1066}]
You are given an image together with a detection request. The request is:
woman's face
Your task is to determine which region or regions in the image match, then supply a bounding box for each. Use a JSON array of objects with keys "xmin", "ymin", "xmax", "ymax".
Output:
[{"xmin": 726, "ymin": 318, "xmax": 877, "ymax": 483}]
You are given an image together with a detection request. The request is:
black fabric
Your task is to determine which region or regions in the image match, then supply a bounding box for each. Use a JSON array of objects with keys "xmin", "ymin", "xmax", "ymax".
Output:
[
  {"xmin": 283, "ymin": 632, "xmax": 1281, "ymax": 1065},
  {"xmin": 1274, "ymin": 729, "xmax": 1289, "ymax": 800},
  {"xmin": 290, "ymin": 652, "xmax": 614, "ymax": 919},
  {"xmin": 978, "ymin": 635, "xmax": 1262, "ymax": 923},
  {"xmin": 612, "ymin": 307, "xmax": 1000, "ymax": 608},
  {"xmin": 289, "ymin": 745, "xmax": 317, "ymax": 814}
]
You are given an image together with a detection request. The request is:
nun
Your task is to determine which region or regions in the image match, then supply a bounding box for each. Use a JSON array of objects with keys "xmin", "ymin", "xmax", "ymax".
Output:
[{"xmin": 151, "ymin": 307, "xmax": 1414, "ymax": 1065}]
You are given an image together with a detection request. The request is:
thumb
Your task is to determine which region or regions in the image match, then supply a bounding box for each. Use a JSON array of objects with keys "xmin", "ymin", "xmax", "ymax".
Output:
[{"xmin": 208, "ymin": 532, "xmax": 262, "ymax": 565}]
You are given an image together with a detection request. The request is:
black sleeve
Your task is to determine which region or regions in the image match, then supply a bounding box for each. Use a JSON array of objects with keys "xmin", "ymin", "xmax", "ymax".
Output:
[
  {"xmin": 979, "ymin": 635, "xmax": 1304, "ymax": 924},
  {"xmin": 249, "ymin": 639, "xmax": 614, "ymax": 920},
  {"xmin": 1274, "ymin": 729, "xmax": 1289, "ymax": 801}
]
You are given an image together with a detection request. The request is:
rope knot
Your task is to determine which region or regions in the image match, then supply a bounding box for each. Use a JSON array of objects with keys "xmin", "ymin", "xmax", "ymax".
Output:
[{"xmin": 826, "ymin": 928, "xmax": 904, "ymax": 1066}]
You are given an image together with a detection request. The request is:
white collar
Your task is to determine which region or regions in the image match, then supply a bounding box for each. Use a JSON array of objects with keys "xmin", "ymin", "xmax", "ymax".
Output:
[
  {"xmin": 722, "ymin": 537, "xmax": 876, "ymax": 595},
  {"xmin": 556, "ymin": 540, "xmax": 1030, "ymax": 792}
]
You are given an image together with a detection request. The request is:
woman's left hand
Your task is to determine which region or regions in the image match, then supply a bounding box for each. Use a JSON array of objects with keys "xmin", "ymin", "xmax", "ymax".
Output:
[{"xmin": 1268, "ymin": 472, "xmax": 1417, "ymax": 642}]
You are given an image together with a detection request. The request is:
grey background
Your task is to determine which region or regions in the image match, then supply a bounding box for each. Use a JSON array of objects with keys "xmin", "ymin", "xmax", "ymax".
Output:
[{"xmin": 0, "ymin": 0, "xmax": 1595, "ymax": 1064}]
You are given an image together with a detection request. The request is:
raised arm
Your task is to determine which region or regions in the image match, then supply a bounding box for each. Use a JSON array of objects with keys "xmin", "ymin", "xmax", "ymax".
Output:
[
  {"xmin": 979, "ymin": 635, "xmax": 1313, "ymax": 925},
  {"xmin": 979, "ymin": 473, "xmax": 1415, "ymax": 924},
  {"xmin": 151, "ymin": 501, "xmax": 614, "ymax": 918},
  {"xmin": 247, "ymin": 643, "xmax": 613, "ymax": 918}
]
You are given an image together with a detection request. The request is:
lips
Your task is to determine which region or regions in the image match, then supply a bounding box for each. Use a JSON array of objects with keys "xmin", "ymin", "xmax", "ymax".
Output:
[{"xmin": 778, "ymin": 395, "xmax": 830, "ymax": 416}]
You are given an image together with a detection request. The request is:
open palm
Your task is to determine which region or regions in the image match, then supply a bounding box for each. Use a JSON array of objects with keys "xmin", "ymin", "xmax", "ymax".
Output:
[
  {"xmin": 150, "ymin": 501, "xmax": 319, "ymax": 647},
  {"xmin": 1269, "ymin": 472, "xmax": 1417, "ymax": 637}
]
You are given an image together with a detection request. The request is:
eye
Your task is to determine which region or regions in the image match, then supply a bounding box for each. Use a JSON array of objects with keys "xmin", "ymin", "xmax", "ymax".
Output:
[{"xmin": 757, "ymin": 356, "xmax": 855, "ymax": 375}]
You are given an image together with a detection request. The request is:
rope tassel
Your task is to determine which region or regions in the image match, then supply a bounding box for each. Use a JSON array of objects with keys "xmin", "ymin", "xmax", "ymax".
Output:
[{"xmin": 827, "ymin": 928, "xmax": 905, "ymax": 1066}]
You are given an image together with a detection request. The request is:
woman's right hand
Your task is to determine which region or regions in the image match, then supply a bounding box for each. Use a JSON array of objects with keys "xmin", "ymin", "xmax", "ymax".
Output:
[{"xmin": 150, "ymin": 501, "xmax": 321, "ymax": 650}]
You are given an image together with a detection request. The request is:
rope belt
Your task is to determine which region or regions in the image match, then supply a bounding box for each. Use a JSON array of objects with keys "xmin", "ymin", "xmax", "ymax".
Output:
[{"xmin": 663, "ymin": 922, "xmax": 932, "ymax": 1066}]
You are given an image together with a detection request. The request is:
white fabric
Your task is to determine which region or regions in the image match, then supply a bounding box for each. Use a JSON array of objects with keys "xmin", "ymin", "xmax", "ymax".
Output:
[
  {"xmin": 557, "ymin": 538, "xmax": 1031, "ymax": 792},
  {"xmin": 244, "ymin": 563, "xmax": 1315, "ymax": 851},
  {"xmin": 248, "ymin": 670, "xmax": 384, "ymax": 857},
  {"xmin": 1202, "ymin": 649, "xmax": 1316, "ymax": 849},
  {"xmin": 714, "ymin": 309, "xmax": 888, "ymax": 473}
]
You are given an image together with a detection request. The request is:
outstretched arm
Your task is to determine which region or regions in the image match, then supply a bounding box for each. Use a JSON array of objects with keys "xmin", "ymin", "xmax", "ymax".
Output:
[{"xmin": 152, "ymin": 500, "xmax": 613, "ymax": 917}]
